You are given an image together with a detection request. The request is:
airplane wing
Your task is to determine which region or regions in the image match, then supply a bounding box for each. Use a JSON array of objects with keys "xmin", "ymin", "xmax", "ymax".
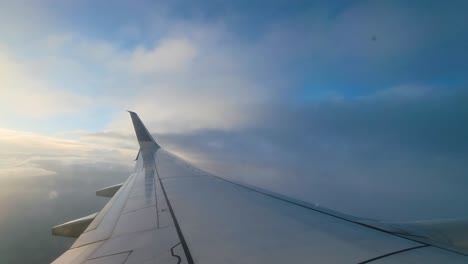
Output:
[{"xmin": 51, "ymin": 112, "xmax": 468, "ymax": 263}]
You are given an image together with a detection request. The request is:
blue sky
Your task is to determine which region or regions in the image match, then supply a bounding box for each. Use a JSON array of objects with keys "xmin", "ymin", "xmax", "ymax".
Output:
[
  {"xmin": 2, "ymin": 0, "xmax": 468, "ymax": 134},
  {"xmin": 1, "ymin": 1, "xmax": 468, "ymax": 262}
]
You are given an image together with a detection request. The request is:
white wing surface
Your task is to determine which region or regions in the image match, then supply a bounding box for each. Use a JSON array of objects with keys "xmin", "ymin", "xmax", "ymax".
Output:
[{"xmin": 51, "ymin": 112, "xmax": 468, "ymax": 263}]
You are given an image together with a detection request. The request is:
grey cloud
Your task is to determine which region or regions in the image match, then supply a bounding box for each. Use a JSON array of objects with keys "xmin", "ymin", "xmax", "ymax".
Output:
[{"xmin": 154, "ymin": 88, "xmax": 468, "ymax": 220}]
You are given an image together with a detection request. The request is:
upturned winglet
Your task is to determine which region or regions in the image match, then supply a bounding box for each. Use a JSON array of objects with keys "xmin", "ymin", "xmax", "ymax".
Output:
[{"xmin": 127, "ymin": 111, "xmax": 160, "ymax": 149}]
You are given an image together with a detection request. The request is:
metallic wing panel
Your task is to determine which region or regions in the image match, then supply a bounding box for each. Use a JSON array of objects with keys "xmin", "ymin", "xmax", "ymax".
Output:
[{"xmin": 155, "ymin": 149, "xmax": 423, "ymax": 263}]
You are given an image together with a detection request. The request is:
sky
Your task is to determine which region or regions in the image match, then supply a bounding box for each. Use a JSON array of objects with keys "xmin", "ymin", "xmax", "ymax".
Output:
[{"xmin": 1, "ymin": 0, "xmax": 468, "ymax": 263}]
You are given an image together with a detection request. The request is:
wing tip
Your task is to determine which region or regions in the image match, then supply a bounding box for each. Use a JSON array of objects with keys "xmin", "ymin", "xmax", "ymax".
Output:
[{"xmin": 127, "ymin": 111, "xmax": 160, "ymax": 148}]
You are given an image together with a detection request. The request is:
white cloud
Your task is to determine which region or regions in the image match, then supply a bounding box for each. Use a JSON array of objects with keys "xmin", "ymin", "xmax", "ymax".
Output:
[
  {"xmin": 0, "ymin": 167, "xmax": 56, "ymax": 178},
  {"xmin": 130, "ymin": 38, "xmax": 197, "ymax": 74},
  {"xmin": 37, "ymin": 28, "xmax": 273, "ymax": 133},
  {"xmin": 0, "ymin": 10, "xmax": 283, "ymax": 133},
  {"xmin": 0, "ymin": 49, "xmax": 92, "ymax": 119},
  {"xmin": 0, "ymin": 8, "xmax": 284, "ymax": 179},
  {"xmin": 374, "ymin": 85, "xmax": 433, "ymax": 98},
  {"xmin": 0, "ymin": 1, "xmax": 56, "ymax": 43},
  {"xmin": 47, "ymin": 190, "xmax": 59, "ymax": 199},
  {"xmin": 44, "ymin": 33, "xmax": 75, "ymax": 50},
  {"xmin": 0, "ymin": 128, "xmax": 136, "ymax": 178}
]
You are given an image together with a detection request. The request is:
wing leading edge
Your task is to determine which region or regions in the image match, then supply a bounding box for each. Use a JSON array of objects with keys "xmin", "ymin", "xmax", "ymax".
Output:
[{"xmin": 51, "ymin": 112, "xmax": 468, "ymax": 263}]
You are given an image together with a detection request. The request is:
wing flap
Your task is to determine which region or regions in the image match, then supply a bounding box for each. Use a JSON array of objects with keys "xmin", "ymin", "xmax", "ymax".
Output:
[
  {"xmin": 96, "ymin": 183, "xmax": 123, "ymax": 198},
  {"xmin": 52, "ymin": 213, "xmax": 98, "ymax": 238},
  {"xmin": 71, "ymin": 173, "xmax": 137, "ymax": 248}
]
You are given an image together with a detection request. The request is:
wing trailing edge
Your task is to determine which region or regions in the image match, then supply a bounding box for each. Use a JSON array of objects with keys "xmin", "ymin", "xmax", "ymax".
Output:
[{"xmin": 361, "ymin": 219, "xmax": 468, "ymax": 255}]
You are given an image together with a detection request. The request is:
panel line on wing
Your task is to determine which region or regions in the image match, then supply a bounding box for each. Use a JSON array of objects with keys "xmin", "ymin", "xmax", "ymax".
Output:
[
  {"xmin": 358, "ymin": 245, "xmax": 429, "ymax": 264},
  {"xmin": 151, "ymin": 152, "xmax": 161, "ymax": 229},
  {"xmin": 170, "ymin": 242, "xmax": 182, "ymax": 264},
  {"xmin": 154, "ymin": 154, "xmax": 195, "ymax": 264},
  {"xmin": 121, "ymin": 205, "xmax": 158, "ymax": 215},
  {"xmin": 86, "ymin": 250, "xmax": 133, "ymax": 261},
  {"xmin": 68, "ymin": 239, "xmax": 107, "ymax": 250}
]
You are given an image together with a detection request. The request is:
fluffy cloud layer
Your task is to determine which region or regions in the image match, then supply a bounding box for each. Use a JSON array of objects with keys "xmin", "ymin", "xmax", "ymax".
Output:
[
  {"xmin": 3, "ymin": 85, "xmax": 466, "ymax": 218},
  {"xmin": 0, "ymin": 128, "xmax": 136, "ymax": 178},
  {"xmin": 3, "ymin": 0, "xmax": 468, "ymax": 132},
  {"xmin": 0, "ymin": 50, "xmax": 92, "ymax": 118},
  {"xmin": 130, "ymin": 38, "xmax": 197, "ymax": 74}
]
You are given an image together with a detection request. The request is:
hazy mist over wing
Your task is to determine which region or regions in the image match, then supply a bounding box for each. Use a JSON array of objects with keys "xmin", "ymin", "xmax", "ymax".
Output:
[{"xmin": 1, "ymin": 0, "xmax": 468, "ymax": 263}]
